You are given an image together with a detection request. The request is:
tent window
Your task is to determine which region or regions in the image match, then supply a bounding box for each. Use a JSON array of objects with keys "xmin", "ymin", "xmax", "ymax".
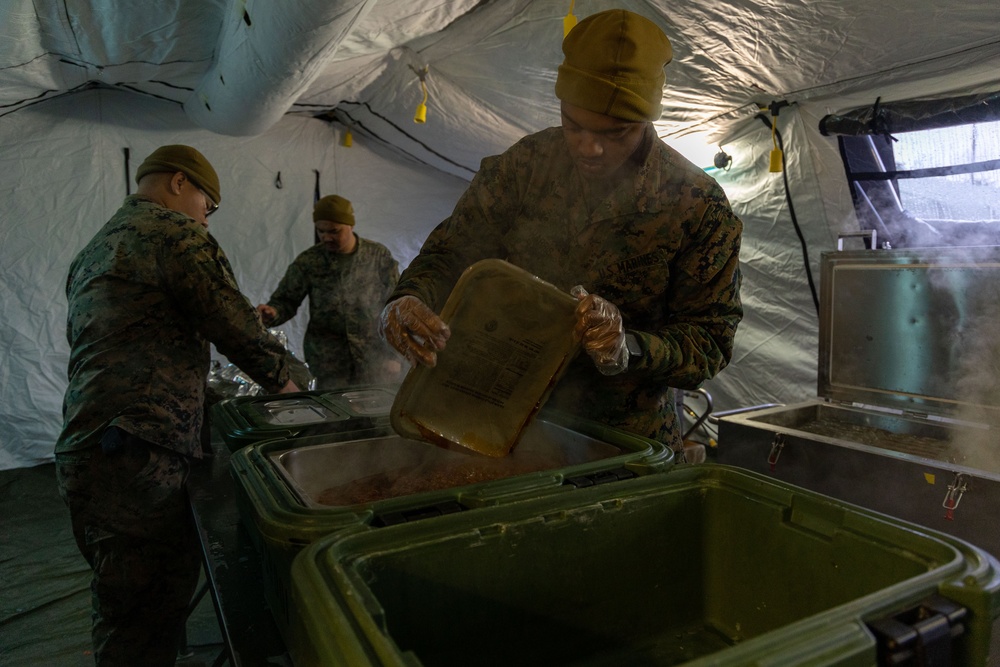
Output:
[
  {"xmin": 824, "ymin": 93, "xmax": 1000, "ymax": 248},
  {"xmin": 894, "ymin": 122, "xmax": 1000, "ymax": 225}
]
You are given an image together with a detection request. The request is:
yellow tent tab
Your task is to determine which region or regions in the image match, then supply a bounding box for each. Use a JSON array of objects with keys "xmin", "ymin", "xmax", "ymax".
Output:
[{"xmin": 924, "ymin": 472, "xmax": 936, "ymax": 484}]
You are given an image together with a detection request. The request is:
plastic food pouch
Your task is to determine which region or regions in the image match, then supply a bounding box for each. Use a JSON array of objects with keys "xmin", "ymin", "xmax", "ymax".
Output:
[{"xmin": 390, "ymin": 259, "xmax": 580, "ymax": 457}]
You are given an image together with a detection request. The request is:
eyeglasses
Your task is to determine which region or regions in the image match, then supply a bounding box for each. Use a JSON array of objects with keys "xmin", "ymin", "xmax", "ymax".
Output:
[{"xmin": 197, "ymin": 186, "xmax": 219, "ymax": 217}]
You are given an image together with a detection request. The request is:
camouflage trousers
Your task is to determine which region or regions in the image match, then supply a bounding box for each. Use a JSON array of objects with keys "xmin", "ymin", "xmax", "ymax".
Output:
[{"xmin": 55, "ymin": 427, "xmax": 202, "ymax": 667}]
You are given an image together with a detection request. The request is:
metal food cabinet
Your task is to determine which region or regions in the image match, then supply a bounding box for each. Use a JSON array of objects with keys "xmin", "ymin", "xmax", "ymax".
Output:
[{"xmin": 718, "ymin": 246, "xmax": 1000, "ymax": 559}]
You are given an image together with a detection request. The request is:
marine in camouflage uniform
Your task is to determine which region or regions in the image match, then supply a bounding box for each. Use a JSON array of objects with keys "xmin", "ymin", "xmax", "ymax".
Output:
[
  {"xmin": 385, "ymin": 10, "xmax": 742, "ymax": 450},
  {"xmin": 263, "ymin": 196, "xmax": 401, "ymax": 389},
  {"xmin": 55, "ymin": 145, "xmax": 292, "ymax": 666},
  {"xmin": 391, "ymin": 126, "xmax": 741, "ymax": 449}
]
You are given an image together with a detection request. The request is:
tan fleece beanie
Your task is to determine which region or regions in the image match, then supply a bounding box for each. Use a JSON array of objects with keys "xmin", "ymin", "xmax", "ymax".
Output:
[
  {"xmin": 135, "ymin": 145, "xmax": 221, "ymax": 205},
  {"xmin": 555, "ymin": 9, "xmax": 673, "ymax": 122},
  {"xmin": 313, "ymin": 195, "xmax": 355, "ymax": 226}
]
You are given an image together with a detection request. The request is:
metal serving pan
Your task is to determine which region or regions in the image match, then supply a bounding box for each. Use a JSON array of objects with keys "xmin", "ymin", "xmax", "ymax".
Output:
[{"xmin": 268, "ymin": 417, "xmax": 622, "ymax": 508}]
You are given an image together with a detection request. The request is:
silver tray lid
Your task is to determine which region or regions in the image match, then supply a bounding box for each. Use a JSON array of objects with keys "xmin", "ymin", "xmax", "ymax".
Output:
[{"xmin": 819, "ymin": 245, "xmax": 1000, "ymax": 425}]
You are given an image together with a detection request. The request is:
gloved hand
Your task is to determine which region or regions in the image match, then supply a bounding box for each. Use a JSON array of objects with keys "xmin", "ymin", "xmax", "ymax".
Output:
[
  {"xmin": 378, "ymin": 296, "xmax": 451, "ymax": 367},
  {"xmin": 571, "ymin": 285, "xmax": 628, "ymax": 376},
  {"xmin": 256, "ymin": 303, "xmax": 277, "ymax": 324}
]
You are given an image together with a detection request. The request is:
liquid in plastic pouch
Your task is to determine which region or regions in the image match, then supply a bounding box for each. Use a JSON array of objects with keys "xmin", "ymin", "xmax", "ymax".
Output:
[{"xmin": 390, "ymin": 259, "xmax": 580, "ymax": 457}]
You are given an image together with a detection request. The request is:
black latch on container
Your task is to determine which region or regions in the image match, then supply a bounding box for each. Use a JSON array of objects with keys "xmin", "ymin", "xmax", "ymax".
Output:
[
  {"xmin": 564, "ymin": 467, "xmax": 636, "ymax": 488},
  {"xmin": 866, "ymin": 595, "xmax": 967, "ymax": 666},
  {"xmin": 373, "ymin": 500, "xmax": 466, "ymax": 527}
]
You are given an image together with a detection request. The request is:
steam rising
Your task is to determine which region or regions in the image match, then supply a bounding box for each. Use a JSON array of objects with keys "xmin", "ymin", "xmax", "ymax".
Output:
[
  {"xmin": 817, "ymin": 246, "xmax": 1000, "ymax": 476},
  {"xmin": 944, "ymin": 264, "xmax": 1000, "ymax": 475}
]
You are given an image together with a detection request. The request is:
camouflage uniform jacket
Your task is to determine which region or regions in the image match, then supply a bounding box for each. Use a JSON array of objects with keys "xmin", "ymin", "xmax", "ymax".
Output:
[
  {"xmin": 57, "ymin": 196, "xmax": 291, "ymax": 458},
  {"xmin": 266, "ymin": 236, "xmax": 400, "ymax": 387},
  {"xmin": 390, "ymin": 126, "xmax": 743, "ymax": 447}
]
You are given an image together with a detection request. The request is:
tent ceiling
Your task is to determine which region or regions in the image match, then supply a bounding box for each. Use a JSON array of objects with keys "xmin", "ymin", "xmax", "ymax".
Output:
[{"xmin": 4, "ymin": 0, "xmax": 1000, "ymax": 173}]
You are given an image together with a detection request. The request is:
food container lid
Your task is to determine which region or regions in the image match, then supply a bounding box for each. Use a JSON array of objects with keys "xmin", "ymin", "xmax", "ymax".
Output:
[
  {"xmin": 253, "ymin": 397, "xmax": 337, "ymax": 426},
  {"xmin": 323, "ymin": 386, "xmax": 397, "ymax": 417},
  {"xmin": 391, "ymin": 259, "xmax": 580, "ymax": 457},
  {"xmin": 244, "ymin": 394, "xmax": 350, "ymax": 426},
  {"xmin": 211, "ymin": 392, "xmax": 356, "ymax": 452},
  {"xmin": 819, "ymin": 246, "xmax": 1000, "ymax": 424}
]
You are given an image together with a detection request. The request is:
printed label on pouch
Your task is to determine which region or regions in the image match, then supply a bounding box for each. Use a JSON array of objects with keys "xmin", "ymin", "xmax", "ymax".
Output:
[{"xmin": 441, "ymin": 331, "xmax": 543, "ymax": 407}]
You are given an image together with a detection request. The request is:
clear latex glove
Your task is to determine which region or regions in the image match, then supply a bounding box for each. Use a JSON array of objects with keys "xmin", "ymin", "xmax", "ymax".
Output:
[
  {"xmin": 378, "ymin": 295, "xmax": 451, "ymax": 367},
  {"xmin": 571, "ymin": 285, "xmax": 628, "ymax": 376}
]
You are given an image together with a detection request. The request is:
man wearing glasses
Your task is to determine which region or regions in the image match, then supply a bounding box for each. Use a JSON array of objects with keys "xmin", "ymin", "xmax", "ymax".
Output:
[{"xmin": 55, "ymin": 144, "xmax": 299, "ymax": 665}]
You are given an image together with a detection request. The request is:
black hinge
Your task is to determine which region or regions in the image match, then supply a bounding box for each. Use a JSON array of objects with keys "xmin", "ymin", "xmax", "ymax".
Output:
[
  {"xmin": 866, "ymin": 595, "xmax": 967, "ymax": 666},
  {"xmin": 564, "ymin": 467, "xmax": 636, "ymax": 488},
  {"xmin": 373, "ymin": 500, "xmax": 466, "ymax": 527}
]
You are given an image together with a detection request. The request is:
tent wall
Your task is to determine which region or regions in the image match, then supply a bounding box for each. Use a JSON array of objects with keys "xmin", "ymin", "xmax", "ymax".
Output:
[
  {"xmin": 701, "ymin": 50, "xmax": 1000, "ymax": 419},
  {"xmin": 3, "ymin": 44, "xmax": 997, "ymax": 469},
  {"xmin": 700, "ymin": 111, "xmax": 831, "ymax": 414},
  {"xmin": 0, "ymin": 85, "xmax": 829, "ymax": 471},
  {"xmin": 0, "ymin": 88, "xmax": 469, "ymax": 470}
]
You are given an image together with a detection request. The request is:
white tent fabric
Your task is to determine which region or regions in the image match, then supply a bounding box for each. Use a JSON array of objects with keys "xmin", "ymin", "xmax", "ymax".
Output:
[
  {"xmin": 0, "ymin": 91, "xmax": 468, "ymax": 469},
  {"xmin": 1, "ymin": 0, "xmax": 999, "ymax": 469}
]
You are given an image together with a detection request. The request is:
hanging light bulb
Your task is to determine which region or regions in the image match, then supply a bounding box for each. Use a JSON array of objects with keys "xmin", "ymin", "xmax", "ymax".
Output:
[
  {"xmin": 343, "ymin": 127, "xmax": 353, "ymax": 147},
  {"xmin": 563, "ymin": 0, "xmax": 577, "ymax": 38},
  {"xmin": 766, "ymin": 101, "xmax": 787, "ymax": 173},
  {"xmin": 414, "ymin": 79, "xmax": 428, "ymax": 124},
  {"xmin": 769, "ymin": 118, "xmax": 783, "ymax": 173},
  {"xmin": 410, "ymin": 65, "xmax": 429, "ymax": 124}
]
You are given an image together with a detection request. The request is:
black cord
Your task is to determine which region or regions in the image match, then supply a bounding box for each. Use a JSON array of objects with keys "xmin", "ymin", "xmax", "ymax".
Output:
[
  {"xmin": 124, "ymin": 147, "xmax": 131, "ymax": 195},
  {"xmin": 313, "ymin": 170, "xmax": 321, "ymax": 245},
  {"xmin": 328, "ymin": 102, "xmax": 477, "ymax": 175},
  {"xmin": 756, "ymin": 111, "xmax": 820, "ymax": 315}
]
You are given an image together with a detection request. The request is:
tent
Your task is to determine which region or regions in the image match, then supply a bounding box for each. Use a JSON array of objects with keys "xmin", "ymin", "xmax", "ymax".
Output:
[{"xmin": 2, "ymin": 0, "xmax": 999, "ymax": 470}]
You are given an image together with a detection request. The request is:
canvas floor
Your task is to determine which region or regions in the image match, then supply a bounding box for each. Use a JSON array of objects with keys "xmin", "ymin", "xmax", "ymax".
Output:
[{"xmin": 0, "ymin": 461, "xmax": 226, "ymax": 666}]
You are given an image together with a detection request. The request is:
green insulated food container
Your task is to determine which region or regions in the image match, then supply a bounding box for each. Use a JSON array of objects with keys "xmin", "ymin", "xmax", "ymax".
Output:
[
  {"xmin": 229, "ymin": 410, "xmax": 673, "ymax": 644},
  {"xmin": 212, "ymin": 386, "xmax": 395, "ymax": 452},
  {"xmin": 288, "ymin": 464, "xmax": 1000, "ymax": 667}
]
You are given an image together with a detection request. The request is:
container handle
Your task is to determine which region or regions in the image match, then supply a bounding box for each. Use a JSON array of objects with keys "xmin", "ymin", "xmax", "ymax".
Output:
[
  {"xmin": 767, "ymin": 434, "xmax": 785, "ymax": 472},
  {"xmin": 837, "ymin": 230, "xmax": 878, "ymax": 251},
  {"xmin": 942, "ymin": 473, "xmax": 969, "ymax": 521}
]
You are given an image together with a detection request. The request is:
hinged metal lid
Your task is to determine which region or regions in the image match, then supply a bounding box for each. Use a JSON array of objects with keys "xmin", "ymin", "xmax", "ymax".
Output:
[{"xmin": 818, "ymin": 246, "xmax": 1000, "ymax": 425}]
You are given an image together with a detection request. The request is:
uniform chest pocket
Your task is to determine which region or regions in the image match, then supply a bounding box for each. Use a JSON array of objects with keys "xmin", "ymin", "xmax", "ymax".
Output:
[{"xmin": 593, "ymin": 251, "xmax": 671, "ymax": 317}]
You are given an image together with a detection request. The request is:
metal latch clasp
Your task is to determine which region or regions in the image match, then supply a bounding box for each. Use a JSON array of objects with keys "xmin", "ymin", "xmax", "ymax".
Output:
[
  {"xmin": 767, "ymin": 434, "xmax": 785, "ymax": 472},
  {"xmin": 867, "ymin": 595, "xmax": 967, "ymax": 666},
  {"xmin": 837, "ymin": 230, "xmax": 878, "ymax": 250},
  {"xmin": 942, "ymin": 473, "xmax": 969, "ymax": 521}
]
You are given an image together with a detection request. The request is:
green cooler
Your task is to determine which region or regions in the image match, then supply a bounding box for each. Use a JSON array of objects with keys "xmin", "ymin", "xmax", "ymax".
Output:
[
  {"xmin": 212, "ymin": 385, "xmax": 396, "ymax": 452},
  {"xmin": 230, "ymin": 409, "xmax": 673, "ymax": 644},
  {"xmin": 288, "ymin": 463, "xmax": 1000, "ymax": 666}
]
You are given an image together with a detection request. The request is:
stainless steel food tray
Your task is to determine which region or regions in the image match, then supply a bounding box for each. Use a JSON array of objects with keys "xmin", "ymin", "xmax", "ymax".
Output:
[{"xmin": 268, "ymin": 417, "xmax": 622, "ymax": 508}]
